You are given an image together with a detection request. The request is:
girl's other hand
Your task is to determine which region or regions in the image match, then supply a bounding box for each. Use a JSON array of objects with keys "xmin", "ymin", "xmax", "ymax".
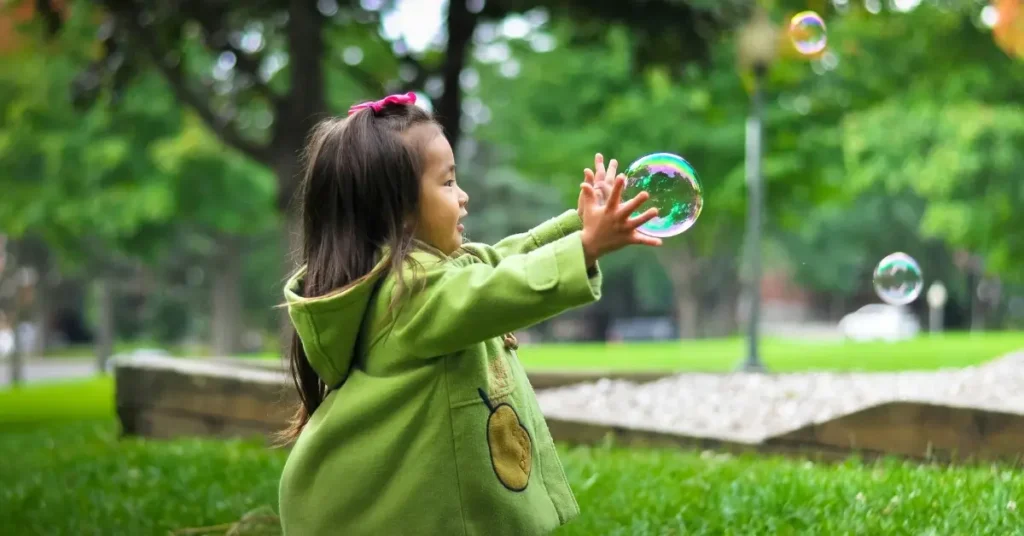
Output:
[
  {"xmin": 578, "ymin": 153, "xmax": 616, "ymax": 218},
  {"xmin": 578, "ymin": 174, "xmax": 662, "ymax": 268}
]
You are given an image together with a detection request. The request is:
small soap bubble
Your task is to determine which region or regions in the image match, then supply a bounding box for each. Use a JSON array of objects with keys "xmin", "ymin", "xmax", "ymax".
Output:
[
  {"xmin": 873, "ymin": 253, "xmax": 923, "ymax": 305},
  {"xmin": 789, "ymin": 11, "xmax": 828, "ymax": 55},
  {"xmin": 622, "ymin": 153, "xmax": 703, "ymax": 238}
]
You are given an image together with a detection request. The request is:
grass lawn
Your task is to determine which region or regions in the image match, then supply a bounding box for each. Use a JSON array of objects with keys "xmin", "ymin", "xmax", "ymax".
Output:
[
  {"xmin": 2, "ymin": 419, "xmax": 1022, "ymax": 535},
  {"xmin": 0, "ymin": 377, "xmax": 114, "ymax": 429},
  {"xmin": 516, "ymin": 331, "xmax": 1024, "ymax": 372},
  {"xmin": 2, "ymin": 379, "xmax": 1023, "ymax": 534},
  {"xmin": 38, "ymin": 332, "xmax": 1024, "ymax": 374}
]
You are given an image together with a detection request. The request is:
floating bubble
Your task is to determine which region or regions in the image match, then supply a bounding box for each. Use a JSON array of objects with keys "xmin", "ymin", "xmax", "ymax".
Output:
[
  {"xmin": 993, "ymin": 0, "xmax": 1024, "ymax": 59},
  {"xmin": 789, "ymin": 11, "xmax": 828, "ymax": 55},
  {"xmin": 873, "ymin": 253, "xmax": 923, "ymax": 305},
  {"xmin": 622, "ymin": 153, "xmax": 703, "ymax": 238}
]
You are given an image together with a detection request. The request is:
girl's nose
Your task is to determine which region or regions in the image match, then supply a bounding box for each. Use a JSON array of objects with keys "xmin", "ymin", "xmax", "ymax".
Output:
[{"xmin": 458, "ymin": 187, "xmax": 469, "ymax": 207}]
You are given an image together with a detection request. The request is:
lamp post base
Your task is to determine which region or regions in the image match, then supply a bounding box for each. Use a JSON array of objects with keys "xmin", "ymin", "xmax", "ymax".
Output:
[{"xmin": 737, "ymin": 358, "xmax": 768, "ymax": 373}]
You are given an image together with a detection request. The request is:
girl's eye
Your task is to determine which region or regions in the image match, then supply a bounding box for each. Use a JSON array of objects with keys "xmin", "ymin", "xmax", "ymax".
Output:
[{"xmin": 445, "ymin": 179, "xmax": 455, "ymax": 187}]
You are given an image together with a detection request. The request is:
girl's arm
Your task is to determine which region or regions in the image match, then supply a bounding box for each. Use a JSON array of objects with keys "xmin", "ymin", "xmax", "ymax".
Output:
[
  {"xmin": 463, "ymin": 210, "xmax": 582, "ymax": 266},
  {"xmin": 388, "ymin": 232, "xmax": 600, "ymax": 358}
]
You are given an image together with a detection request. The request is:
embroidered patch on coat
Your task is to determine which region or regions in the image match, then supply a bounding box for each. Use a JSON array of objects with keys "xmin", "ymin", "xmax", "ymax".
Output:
[
  {"xmin": 478, "ymin": 388, "xmax": 532, "ymax": 491},
  {"xmin": 488, "ymin": 355, "xmax": 512, "ymax": 394}
]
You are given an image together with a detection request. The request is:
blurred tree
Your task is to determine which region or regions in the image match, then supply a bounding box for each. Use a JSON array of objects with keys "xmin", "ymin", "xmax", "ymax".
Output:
[
  {"xmin": 147, "ymin": 114, "xmax": 278, "ymax": 354},
  {"xmin": 0, "ymin": 4, "xmax": 277, "ymax": 358},
  {"xmin": 844, "ymin": 101, "xmax": 1024, "ymax": 283},
  {"xmin": 18, "ymin": 0, "xmax": 733, "ymax": 346},
  {"xmin": 755, "ymin": 1, "xmax": 1023, "ymax": 321},
  {"xmin": 468, "ymin": 0, "xmax": 1024, "ymax": 336},
  {"xmin": 32, "ymin": 0, "xmax": 733, "ymax": 230},
  {"xmin": 472, "ymin": 18, "xmax": 838, "ymax": 337},
  {"xmin": 0, "ymin": 5, "xmax": 179, "ymax": 367},
  {"xmin": 34, "ymin": 0, "xmax": 476, "ymax": 232},
  {"xmin": 739, "ymin": 1, "xmax": 1020, "ymax": 331}
]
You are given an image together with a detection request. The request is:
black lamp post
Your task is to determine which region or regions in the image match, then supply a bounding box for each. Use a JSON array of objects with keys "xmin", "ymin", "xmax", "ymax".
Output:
[{"xmin": 737, "ymin": 9, "xmax": 778, "ymax": 373}]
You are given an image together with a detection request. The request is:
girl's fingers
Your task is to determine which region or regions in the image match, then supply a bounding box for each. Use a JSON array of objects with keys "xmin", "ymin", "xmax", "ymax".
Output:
[
  {"xmin": 627, "ymin": 207, "xmax": 659, "ymax": 228},
  {"xmin": 579, "ymin": 182, "xmax": 597, "ymax": 204},
  {"xmin": 619, "ymin": 190, "xmax": 650, "ymax": 215},
  {"xmin": 606, "ymin": 175, "xmax": 626, "ymax": 210},
  {"xmin": 584, "ymin": 168, "xmax": 595, "ymax": 186},
  {"xmin": 595, "ymin": 153, "xmax": 606, "ymax": 181},
  {"xmin": 605, "ymin": 158, "xmax": 618, "ymax": 183},
  {"xmin": 632, "ymin": 234, "xmax": 663, "ymax": 247}
]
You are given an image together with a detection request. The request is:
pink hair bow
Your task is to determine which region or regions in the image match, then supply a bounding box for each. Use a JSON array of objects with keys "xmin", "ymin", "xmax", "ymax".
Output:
[{"xmin": 347, "ymin": 92, "xmax": 417, "ymax": 115}]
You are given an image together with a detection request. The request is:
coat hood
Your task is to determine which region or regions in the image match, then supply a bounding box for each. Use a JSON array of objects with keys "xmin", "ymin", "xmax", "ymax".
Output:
[
  {"xmin": 283, "ymin": 246, "xmax": 446, "ymax": 388},
  {"xmin": 283, "ymin": 263, "xmax": 388, "ymax": 388}
]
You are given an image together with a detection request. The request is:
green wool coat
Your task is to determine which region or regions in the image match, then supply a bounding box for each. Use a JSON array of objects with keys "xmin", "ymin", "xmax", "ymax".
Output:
[{"xmin": 279, "ymin": 210, "xmax": 602, "ymax": 535}]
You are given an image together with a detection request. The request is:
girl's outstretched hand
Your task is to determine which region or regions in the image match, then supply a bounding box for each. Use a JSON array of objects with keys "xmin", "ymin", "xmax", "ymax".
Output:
[
  {"xmin": 578, "ymin": 153, "xmax": 615, "ymax": 216},
  {"xmin": 579, "ymin": 174, "xmax": 662, "ymax": 268}
]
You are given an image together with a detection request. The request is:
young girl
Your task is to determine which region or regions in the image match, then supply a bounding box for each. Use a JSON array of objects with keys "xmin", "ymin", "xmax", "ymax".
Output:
[{"xmin": 277, "ymin": 92, "xmax": 661, "ymax": 535}]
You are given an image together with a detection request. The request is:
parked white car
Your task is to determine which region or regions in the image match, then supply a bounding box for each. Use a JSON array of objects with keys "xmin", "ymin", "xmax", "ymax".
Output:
[{"xmin": 838, "ymin": 304, "xmax": 920, "ymax": 342}]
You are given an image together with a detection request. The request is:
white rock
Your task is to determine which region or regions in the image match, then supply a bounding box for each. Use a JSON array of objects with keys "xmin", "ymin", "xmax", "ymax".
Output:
[{"xmin": 536, "ymin": 352, "xmax": 1024, "ymax": 444}]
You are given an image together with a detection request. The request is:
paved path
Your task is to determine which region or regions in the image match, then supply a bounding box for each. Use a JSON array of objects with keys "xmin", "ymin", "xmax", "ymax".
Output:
[{"xmin": 0, "ymin": 357, "xmax": 98, "ymax": 387}]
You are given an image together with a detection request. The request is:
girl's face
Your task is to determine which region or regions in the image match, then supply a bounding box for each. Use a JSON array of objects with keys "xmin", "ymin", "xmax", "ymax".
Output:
[{"xmin": 408, "ymin": 124, "xmax": 468, "ymax": 255}]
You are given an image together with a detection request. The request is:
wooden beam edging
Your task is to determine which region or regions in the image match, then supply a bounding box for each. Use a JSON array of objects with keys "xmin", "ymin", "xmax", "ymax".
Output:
[
  {"xmin": 543, "ymin": 417, "xmax": 888, "ymax": 464},
  {"xmin": 546, "ymin": 400, "xmax": 1024, "ymax": 466},
  {"xmin": 766, "ymin": 400, "xmax": 1024, "ymax": 465}
]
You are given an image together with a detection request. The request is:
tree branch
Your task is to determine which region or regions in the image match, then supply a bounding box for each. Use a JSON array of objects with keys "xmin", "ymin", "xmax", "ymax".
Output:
[
  {"xmin": 186, "ymin": 2, "xmax": 282, "ymax": 106},
  {"xmin": 103, "ymin": 4, "xmax": 271, "ymax": 165},
  {"xmin": 338, "ymin": 62, "xmax": 386, "ymax": 96},
  {"xmin": 35, "ymin": 0, "xmax": 63, "ymax": 36}
]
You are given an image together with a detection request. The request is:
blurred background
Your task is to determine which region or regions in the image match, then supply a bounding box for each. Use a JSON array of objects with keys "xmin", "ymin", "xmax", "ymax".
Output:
[{"xmin": 0, "ymin": 0, "xmax": 1022, "ymax": 382}]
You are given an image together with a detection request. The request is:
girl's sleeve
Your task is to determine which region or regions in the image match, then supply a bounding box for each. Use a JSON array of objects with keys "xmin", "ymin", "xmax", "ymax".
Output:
[
  {"xmin": 464, "ymin": 210, "xmax": 582, "ymax": 266},
  {"xmin": 389, "ymin": 232, "xmax": 600, "ymax": 358}
]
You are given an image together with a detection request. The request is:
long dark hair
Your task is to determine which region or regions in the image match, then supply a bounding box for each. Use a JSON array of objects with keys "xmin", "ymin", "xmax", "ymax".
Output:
[{"xmin": 277, "ymin": 102, "xmax": 438, "ymax": 445}]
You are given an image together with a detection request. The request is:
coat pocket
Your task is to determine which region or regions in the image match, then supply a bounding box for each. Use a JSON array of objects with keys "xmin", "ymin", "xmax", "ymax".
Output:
[{"xmin": 447, "ymin": 389, "xmax": 560, "ymax": 535}]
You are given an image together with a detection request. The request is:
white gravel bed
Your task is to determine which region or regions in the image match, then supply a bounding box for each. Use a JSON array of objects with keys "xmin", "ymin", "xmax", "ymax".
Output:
[{"xmin": 536, "ymin": 352, "xmax": 1024, "ymax": 444}]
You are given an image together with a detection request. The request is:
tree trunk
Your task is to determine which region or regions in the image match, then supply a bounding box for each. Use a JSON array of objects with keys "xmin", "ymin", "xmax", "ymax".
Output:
[
  {"xmin": 276, "ymin": 155, "xmax": 304, "ymax": 358},
  {"xmin": 1, "ymin": 239, "xmax": 23, "ymax": 386},
  {"xmin": 273, "ymin": 0, "xmax": 326, "ymax": 215},
  {"xmin": 698, "ymin": 254, "xmax": 741, "ymax": 337},
  {"xmin": 211, "ymin": 235, "xmax": 243, "ymax": 357},
  {"xmin": 704, "ymin": 283, "xmax": 740, "ymax": 337},
  {"xmin": 658, "ymin": 246, "xmax": 701, "ymax": 339},
  {"xmin": 34, "ymin": 269, "xmax": 53, "ymax": 356},
  {"xmin": 95, "ymin": 276, "xmax": 114, "ymax": 374},
  {"xmin": 9, "ymin": 307, "xmax": 23, "ymax": 387},
  {"xmin": 436, "ymin": 0, "xmax": 478, "ymax": 152}
]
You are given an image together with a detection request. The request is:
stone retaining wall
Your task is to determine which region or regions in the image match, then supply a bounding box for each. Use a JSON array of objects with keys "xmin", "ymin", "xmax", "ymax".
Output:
[
  {"xmin": 115, "ymin": 356, "xmax": 675, "ymax": 442},
  {"xmin": 115, "ymin": 356, "xmax": 293, "ymax": 441},
  {"xmin": 114, "ymin": 355, "xmax": 1024, "ymax": 463}
]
